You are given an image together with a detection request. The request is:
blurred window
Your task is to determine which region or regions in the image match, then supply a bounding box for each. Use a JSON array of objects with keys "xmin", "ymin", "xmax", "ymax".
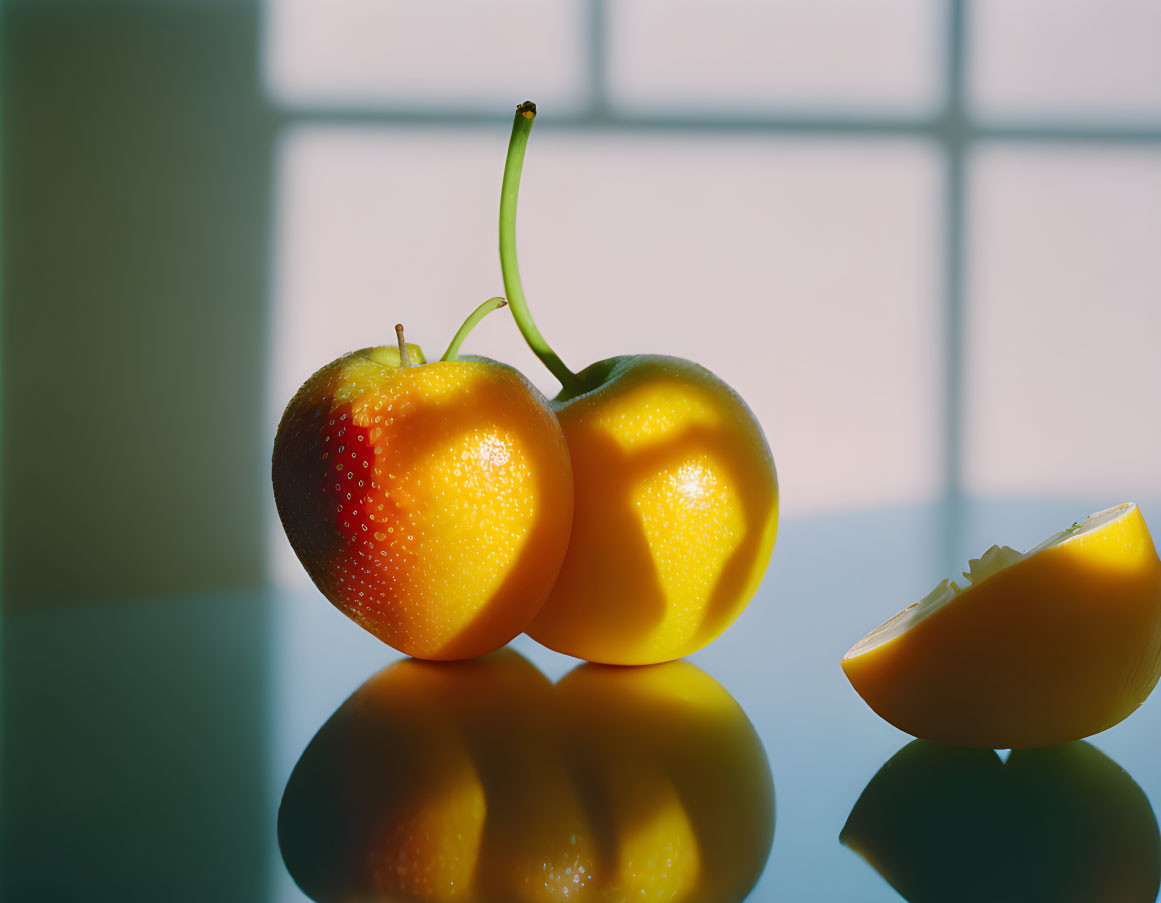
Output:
[{"xmin": 263, "ymin": 0, "xmax": 1161, "ymax": 566}]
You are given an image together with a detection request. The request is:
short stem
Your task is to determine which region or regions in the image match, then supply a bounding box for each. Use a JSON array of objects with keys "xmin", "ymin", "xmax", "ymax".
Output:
[
  {"xmin": 395, "ymin": 323, "xmax": 410, "ymax": 367},
  {"xmin": 441, "ymin": 296, "xmax": 508, "ymax": 362},
  {"xmin": 499, "ymin": 101, "xmax": 580, "ymax": 393}
]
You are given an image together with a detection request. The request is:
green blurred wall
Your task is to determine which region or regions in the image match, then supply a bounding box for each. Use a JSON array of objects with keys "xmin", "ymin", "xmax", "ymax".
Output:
[
  {"xmin": 1, "ymin": 3, "xmax": 274, "ymax": 899},
  {"xmin": 2, "ymin": 0, "xmax": 273, "ymax": 608}
]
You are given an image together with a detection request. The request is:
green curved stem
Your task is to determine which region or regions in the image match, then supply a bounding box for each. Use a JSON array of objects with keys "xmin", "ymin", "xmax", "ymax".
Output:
[
  {"xmin": 440, "ymin": 296, "xmax": 507, "ymax": 361},
  {"xmin": 499, "ymin": 101, "xmax": 580, "ymax": 392}
]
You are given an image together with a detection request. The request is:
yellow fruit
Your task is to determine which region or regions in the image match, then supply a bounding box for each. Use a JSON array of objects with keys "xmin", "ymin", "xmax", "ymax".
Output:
[
  {"xmin": 842, "ymin": 503, "xmax": 1161, "ymax": 748},
  {"xmin": 528, "ymin": 356, "xmax": 779, "ymax": 665}
]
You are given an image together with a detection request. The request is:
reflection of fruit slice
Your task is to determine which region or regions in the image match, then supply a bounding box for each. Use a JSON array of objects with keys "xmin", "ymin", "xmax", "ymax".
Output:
[
  {"xmin": 842, "ymin": 503, "xmax": 1161, "ymax": 748},
  {"xmin": 841, "ymin": 740, "xmax": 1161, "ymax": 903}
]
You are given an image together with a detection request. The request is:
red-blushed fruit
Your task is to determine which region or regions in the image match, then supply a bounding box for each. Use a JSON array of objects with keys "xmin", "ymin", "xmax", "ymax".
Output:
[{"xmin": 272, "ymin": 343, "xmax": 573, "ymax": 660}]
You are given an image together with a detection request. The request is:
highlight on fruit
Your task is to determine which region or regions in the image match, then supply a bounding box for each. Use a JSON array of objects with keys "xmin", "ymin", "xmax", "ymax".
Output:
[
  {"xmin": 278, "ymin": 650, "xmax": 775, "ymax": 903},
  {"xmin": 842, "ymin": 503, "xmax": 1161, "ymax": 748},
  {"xmin": 498, "ymin": 100, "xmax": 780, "ymax": 665}
]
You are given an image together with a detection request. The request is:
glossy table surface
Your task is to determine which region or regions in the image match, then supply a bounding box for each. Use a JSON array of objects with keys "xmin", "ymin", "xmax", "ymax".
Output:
[{"xmin": 4, "ymin": 497, "xmax": 1161, "ymax": 902}]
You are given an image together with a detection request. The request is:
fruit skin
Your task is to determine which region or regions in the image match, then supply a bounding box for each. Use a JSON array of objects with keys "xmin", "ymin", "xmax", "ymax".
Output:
[
  {"xmin": 841, "ymin": 740, "xmax": 1161, "ymax": 903},
  {"xmin": 272, "ymin": 345, "xmax": 573, "ymax": 660},
  {"xmin": 842, "ymin": 504, "xmax": 1161, "ymax": 748},
  {"xmin": 278, "ymin": 651, "xmax": 774, "ymax": 903},
  {"xmin": 526, "ymin": 354, "xmax": 779, "ymax": 665}
]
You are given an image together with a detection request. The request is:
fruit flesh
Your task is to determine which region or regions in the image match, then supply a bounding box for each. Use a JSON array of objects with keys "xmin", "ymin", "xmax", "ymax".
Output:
[
  {"xmin": 527, "ymin": 354, "xmax": 779, "ymax": 665},
  {"xmin": 847, "ymin": 516, "xmax": 1100, "ymax": 658},
  {"xmin": 842, "ymin": 503, "xmax": 1161, "ymax": 748},
  {"xmin": 273, "ymin": 348, "xmax": 572, "ymax": 660}
]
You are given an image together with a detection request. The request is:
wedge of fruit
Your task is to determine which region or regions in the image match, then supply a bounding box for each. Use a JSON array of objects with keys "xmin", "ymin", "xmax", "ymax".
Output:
[{"xmin": 842, "ymin": 503, "xmax": 1161, "ymax": 748}]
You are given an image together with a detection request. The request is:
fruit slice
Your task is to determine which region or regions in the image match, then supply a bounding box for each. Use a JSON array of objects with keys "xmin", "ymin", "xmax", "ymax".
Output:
[{"xmin": 842, "ymin": 503, "xmax": 1161, "ymax": 748}]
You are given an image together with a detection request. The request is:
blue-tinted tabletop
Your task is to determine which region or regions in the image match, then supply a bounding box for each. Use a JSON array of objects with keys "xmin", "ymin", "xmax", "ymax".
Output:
[{"xmin": 4, "ymin": 497, "xmax": 1161, "ymax": 901}]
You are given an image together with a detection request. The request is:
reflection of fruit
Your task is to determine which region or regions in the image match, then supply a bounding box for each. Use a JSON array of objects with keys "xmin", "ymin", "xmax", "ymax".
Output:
[
  {"xmin": 272, "ymin": 303, "xmax": 573, "ymax": 660},
  {"xmin": 278, "ymin": 656, "xmax": 486, "ymax": 902},
  {"xmin": 498, "ymin": 102, "xmax": 778, "ymax": 665},
  {"xmin": 278, "ymin": 651, "xmax": 774, "ymax": 903},
  {"xmin": 841, "ymin": 740, "xmax": 1161, "ymax": 903},
  {"xmin": 556, "ymin": 662, "xmax": 775, "ymax": 903},
  {"xmin": 434, "ymin": 655, "xmax": 598, "ymax": 903},
  {"xmin": 842, "ymin": 503, "xmax": 1161, "ymax": 747}
]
